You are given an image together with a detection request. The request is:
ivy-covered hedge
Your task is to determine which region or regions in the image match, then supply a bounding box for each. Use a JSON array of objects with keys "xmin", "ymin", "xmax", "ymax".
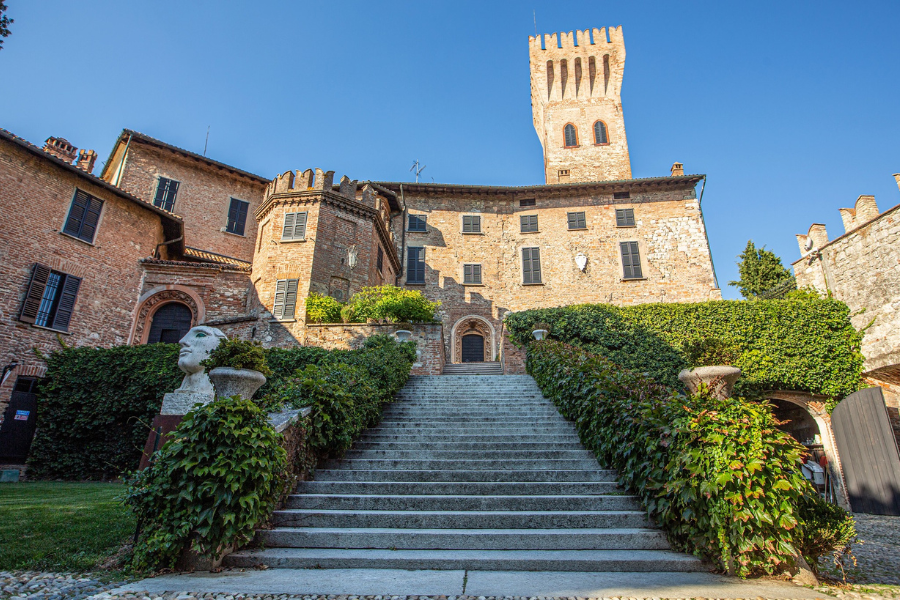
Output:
[
  {"xmin": 505, "ymin": 299, "xmax": 863, "ymax": 401},
  {"xmin": 28, "ymin": 345, "xmax": 183, "ymax": 480},
  {"xmin": 527, "ymin": 339, "xmax": 854, "ymax": 576}
]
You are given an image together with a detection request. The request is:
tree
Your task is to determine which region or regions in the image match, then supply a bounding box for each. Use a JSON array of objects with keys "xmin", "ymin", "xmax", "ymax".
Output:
[
  {"xmin": 729, "ymin": 240, "xmax": 796, "ymax": 299},
  {"xmin": 0, "ymin": 1, "xmax": 12, "ymax": 51}
]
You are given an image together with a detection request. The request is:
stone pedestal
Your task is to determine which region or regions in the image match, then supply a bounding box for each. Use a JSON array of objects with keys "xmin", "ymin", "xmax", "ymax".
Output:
[
  {"xmin": 160, "ymin": 391, "xmax": 215, "ymax": 416},
  {"xmin": 678, "ymin": 366, "xmax": 742, "ymax": 400}
]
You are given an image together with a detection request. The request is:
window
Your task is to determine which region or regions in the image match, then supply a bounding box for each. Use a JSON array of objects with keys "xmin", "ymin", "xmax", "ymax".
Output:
[
  {"xmin": 564, "ymin": 124, "xmax": 578, "ymax": 147},
  {"xmin": 567, "ymin": 211, "xmax": 586, "ymax": 229},
  {"xmin": 520, "ymin": 215, "xmax": 538, "ymax": 233},
  {"xmin": 593, "ymin": 120, "xmax": 609, "ymax": 145},
  {"xmin": 463, "ymin": 264, "xmax": 482, "ymax": 285},
  {"xmin": 225, "ymin": 198, "xmax": 249, "ymax": 236},
  {"xmin": 272, "ymin": 279, "xmax": 299, "ymax": 320},
  {"xmin": 153, "ymin": 177, "xmax": 179, "ymax": 211},
  {"xmin": 462, "ymin": 215, "xmax": 481, "ymax": 233},
  {"xmin": 620, "ymin": 241, "xmax": 643, "ymax": 279},
  {"xmin": 613, "ymin": 191, "xmax": 631, "ymax": 200},
  {"xmin": 522, "ymin": 247, "xmax": 542, "ymax": 284},
  {"xmin": 19, "ymin": 263, "xmax": 82, "ymax": 332},
  {"xmin": 558, "ymin": 169, "xmax": 570, "ymax": 178},
  {"xmin": 520, "ymin": 198, "xmax": 536, "ymax": 207},
  {"xmin": 407, "ymin": 247, "xmax": 425, "ymax": 284},
  {"xmin": 615, "ymin": 208, "xmax": 635, "ymax": 227},
  {"xmin": 377, "ymin": 246, "xmax": 384, "ymax": 274},
  {"xmin": 63, "ymin": 190, "xmax": 103, "ymax": 243},
  {"xmin": 281, "ymin": 212, "xmax": 308, "ymax": 241},
  {"xmin": 408, "ymin": 214, "xmax": 427, "ymax": 232}
]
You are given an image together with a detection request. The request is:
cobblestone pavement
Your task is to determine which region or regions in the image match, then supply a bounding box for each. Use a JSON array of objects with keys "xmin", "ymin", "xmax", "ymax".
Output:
[
  {"xmin": 0, "ymin": 572, "xmax": 126, "ymax": 600},
  {"xmin": 816, "ymin": 514, "xmax": 900, "ymax": 587}
]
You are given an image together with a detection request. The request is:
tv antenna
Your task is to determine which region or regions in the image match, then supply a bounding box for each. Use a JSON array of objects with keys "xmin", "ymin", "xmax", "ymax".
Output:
[
  {"xmin": 410, "ymin": 160, "xmax": 426, "ymax": 183},
  {"xmin": 203, "ymin": 126, "xmax": 210, "ymax": 156}
]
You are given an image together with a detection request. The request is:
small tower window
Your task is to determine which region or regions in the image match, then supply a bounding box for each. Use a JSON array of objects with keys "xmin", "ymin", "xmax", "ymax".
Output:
[
  {"xmin": 564, "ymin": 124, "xmax": 578, "ymax": 148},
  {"xmin": 593, "ymin": 120, "xmax": 609, "ymax": 145}
]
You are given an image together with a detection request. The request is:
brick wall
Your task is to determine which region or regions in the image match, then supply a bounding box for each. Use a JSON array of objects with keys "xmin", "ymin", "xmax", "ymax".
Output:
[
  {"xmin": 304, "ymin": 323, "xmax": 445, "ymax": 375},
  {"xmin": 111, "ymin": 141, "xmax": 266, "ymax": 262},
  {"xmin": 0, "ymin": 139, "xmax": 169, "ymax": 414}
]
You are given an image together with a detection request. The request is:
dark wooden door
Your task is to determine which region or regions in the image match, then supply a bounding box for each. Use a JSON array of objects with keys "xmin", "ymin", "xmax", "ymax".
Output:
[
  {"xmin": 461, "ymin": 334, "xmax": 484, "ymax": 363},
  {"xmin": 0, "ymin": 378, "xmax": 39, "ymax": 463},
  {"xmin": 147, "ymin": 303, "xmax": 193, "ymax": 344},
  {"xmin": 832, "ymin": 387, "xmax": 900, "ymax": 515}
]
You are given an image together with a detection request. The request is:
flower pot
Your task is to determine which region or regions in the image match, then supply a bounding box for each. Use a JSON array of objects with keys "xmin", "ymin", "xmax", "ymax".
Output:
[
  {"xmin": 678, "ymin": 365, "xmax": 741, "ymax": 400},
  {"xmin": 395, "ymin": 330, "xmax": 412, "ymax": 342},
  {"xmin": 532, "ymin": 329, "xmax": 549, "ymax": 341},
  {"xmin": 208, "ymin": 367, "xmax": 267, "ymax": 400}
]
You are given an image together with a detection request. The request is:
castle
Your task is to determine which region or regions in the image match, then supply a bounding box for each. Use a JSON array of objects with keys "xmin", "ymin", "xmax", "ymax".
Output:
[{"xmin": 0, "ymin": 26, "xmax": 720, "ymax": 432}]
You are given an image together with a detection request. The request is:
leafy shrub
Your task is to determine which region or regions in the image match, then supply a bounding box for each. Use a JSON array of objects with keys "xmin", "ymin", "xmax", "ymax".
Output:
[
  {"xmin": 505, "ymin": 299, "xmax": 863, "ymax": 404},
  {"xmin": 526, "ymin": 339, "xmax": 852, "ymax": 576},
  {"xmin": 796, "ymin": 491, "xmax": 857, "ymax": 572},
  {"xmin": 256, "ymin": 345, "xmax": 334, "ymax": 401},
  {"xmin": 340, "ymin": 305, "xmax": 356, "ymax": 323},
  {"xmin": 200, "ymin": 338, "xmax": 272, "ymax": 376},
  {"xmin": 27, "ymin": 344, "xmax": 183, "ymax": 480},
  {"xmin": 124, "ymin": 397, "xmax": 286, "ymax": 570},
  {"xmin": 305, "ymin": 293, "xmax": 345, "ymax": 324},
  {"xmin": 682, "ymin": 336, "xmax": 740, "ymax": 368},
  {"xmin": 348, "ymin": 285, "xmax": 440, "ymax": 323}
]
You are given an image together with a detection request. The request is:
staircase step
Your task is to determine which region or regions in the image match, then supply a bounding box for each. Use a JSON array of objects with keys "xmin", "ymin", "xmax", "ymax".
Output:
[
  {"xmin": 296, "ymin": 481, "xmax": 623, "ymax": 495},
  {"xmin": 357, "ymin": 433, "xmax": 581, "ymax": 443},
  {"xmin": 312, "ymin": 469, "xmax": 618, "ymax": 482},
  {"xmin": 320, "ymin": 458, "xmax": 600, "ymax": 470},
  {"xmin": 351, "ymin": 441, "xmax": 586, "ymax": 451},
  {"xmin": 272, "ymin": 509, "xmax": 651, "ymax": 529},
  {"xmin": 344, "ymin": 449, "xmax": 596, "ymax": 460},
  {"xmin": 256, "ymin": 527, "xmax": 670, "ymax": 550},
  {"xmin": 224, "ymin": 548, "xmax": 706, "ymax": 572},
  {"xmin": 284, "ymin": 493, "xmax": 641, "ymax": 511}
]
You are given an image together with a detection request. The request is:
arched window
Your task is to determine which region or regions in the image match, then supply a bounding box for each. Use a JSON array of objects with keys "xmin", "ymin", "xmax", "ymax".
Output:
[
  {"xmin": 146, "ymin": 302, "xmax": 193, "ymax": 344},
  {"xmin": 593, "ymin": 120, "xmax": 609, "ymax": 145},
  {"xmin": 563, "ymin": 124, "xmax": 578, "ymax": 147}
]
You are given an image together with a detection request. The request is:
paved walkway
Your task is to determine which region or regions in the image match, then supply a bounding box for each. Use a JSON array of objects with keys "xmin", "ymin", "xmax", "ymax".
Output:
[{"xmin": 108, "ymin": 569, "xmax": 835, "ymax": 599}]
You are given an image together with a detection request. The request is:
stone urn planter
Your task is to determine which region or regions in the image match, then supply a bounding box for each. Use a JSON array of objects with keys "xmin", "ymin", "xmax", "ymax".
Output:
[
  {"xmin": 532, "ymin": 329, "xmax": 549, "ymax": 341},
  {"xmin": 208, "ymin": 367, "xmax": 267, "ymax": 400},
  {"xmin": 395, "ymin": 329, "xmax": 412, "ymax": 342},
  {"xmin": 678, "ymin": 366, "xmax": 741, "ymax": 400}
]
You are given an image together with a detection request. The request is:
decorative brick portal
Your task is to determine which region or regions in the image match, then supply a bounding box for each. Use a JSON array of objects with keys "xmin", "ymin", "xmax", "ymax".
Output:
[
  {"xmin": 451, "ymin": 316, "xmax": 495, "ymax": 363},
  {"xmin": 133, "ymin": 290, "xmax": 199, "ymax": 345}
]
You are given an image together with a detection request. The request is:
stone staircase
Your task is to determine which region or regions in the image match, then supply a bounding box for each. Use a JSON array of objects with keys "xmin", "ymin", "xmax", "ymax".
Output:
[
  {"xmin": 441, "ymin": 362, "xmax": 503, "ymax": 375},
  {"xmin": 225, "ymin": 375, "xmax": 705, "ymax": 571}
]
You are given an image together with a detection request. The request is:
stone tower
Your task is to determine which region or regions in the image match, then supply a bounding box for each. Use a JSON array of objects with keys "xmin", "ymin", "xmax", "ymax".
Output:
[{"xmin": 529, "ymin": 26, "xmax": 632, "ymax": 184}]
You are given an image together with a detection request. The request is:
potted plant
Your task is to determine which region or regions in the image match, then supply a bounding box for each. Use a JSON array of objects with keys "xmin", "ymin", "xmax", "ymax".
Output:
[
  {"xmin": 677, "ymin": 337, "xmax": 741, "ymax": 400},
  {"xmin": 200, "ymin": 338, "xmax": 272, "ymax": 400}
]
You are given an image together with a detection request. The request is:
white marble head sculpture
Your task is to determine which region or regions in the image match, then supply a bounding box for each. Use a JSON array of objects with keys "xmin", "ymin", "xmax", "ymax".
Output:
[{"xmin": 175, "ymin": 325, "xmax": 226, "ymax": 393}]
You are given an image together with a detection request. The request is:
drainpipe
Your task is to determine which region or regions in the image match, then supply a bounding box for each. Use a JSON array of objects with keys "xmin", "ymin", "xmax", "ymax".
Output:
[
  {"xmin": 696, "ymin": 176, "xmax": 720, "ymax": 290},
  {"xmin": 114, "ymin": 134, "xmax": 133, "ymax": 187},
  {"xmin": 154, "ymin": 235, "xmax": 184, "ymax": 259},
  {"xmin": 399, "ymin": 184, "xmax": 407, "ymax": 282}
]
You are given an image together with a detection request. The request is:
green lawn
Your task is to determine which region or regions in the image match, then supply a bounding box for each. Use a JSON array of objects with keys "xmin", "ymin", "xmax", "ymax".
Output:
[{"xmin": 0, "ymin": 482, "xmax": 135, "ymax": 572}]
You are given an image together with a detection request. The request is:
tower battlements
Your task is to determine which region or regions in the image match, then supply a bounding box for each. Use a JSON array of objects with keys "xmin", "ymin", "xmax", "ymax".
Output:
[{"xmin": 529, "ymin": 27, "xmax": 625, "ymax": 103}]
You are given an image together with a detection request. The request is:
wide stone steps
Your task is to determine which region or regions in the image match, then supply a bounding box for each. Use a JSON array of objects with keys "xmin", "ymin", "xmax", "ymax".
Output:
[
  {"xmin": 442, "ymin": 363, "xmax": 504, "ymax": 375},
  {"xmin": 225, "ymin": 374, "xmax": 706, "ymax": 572}
]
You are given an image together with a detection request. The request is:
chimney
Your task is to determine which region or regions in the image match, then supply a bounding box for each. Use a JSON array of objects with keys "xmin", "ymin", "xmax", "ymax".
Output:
[
  {"xmin": 670, "ymin": 162, "xmax": 684, "ymax": 177},
  {"xmin": 43, "ymin": 137, "xmax": 78, "ymax": 163},
  {"xmin": 76, "ymin": 149, "xmax": 97, "ymax": 174}
]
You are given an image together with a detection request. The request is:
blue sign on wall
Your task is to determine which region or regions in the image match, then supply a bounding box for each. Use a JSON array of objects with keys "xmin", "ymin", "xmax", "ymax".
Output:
[{"xmin": 14, "ymin": 410, "xmax": 30, "ymax": 421}]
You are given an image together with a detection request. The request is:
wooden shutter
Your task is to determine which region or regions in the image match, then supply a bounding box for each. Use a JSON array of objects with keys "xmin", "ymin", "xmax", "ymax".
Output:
[
  {"xmin": 464, "ymin": 264, "xmax": 473, "ymax": 283},
  {"xmin": 621, "ymin": 241, "xmax": 642, "ymax": 279},
  {"xmin": 19, "ymin": 263, "xmax": 52, "ymax": 324},
  {"xmin": 472, "ymin": 264, "xmax": 482, "ymax": 284},
  {"xmin": 283, "ymin": 279, "xmax": 298, "ymax": 319},
  {"xmin": 407, "ymin": 247, "xmax": 424, "ymax": 283},
  {"xmin": 472, "ymin": 216, "xmax": 480, "ymax": 232},
  {"xmin": 377, "ymin": 247, "xmax": 384, "ymax": 273},
  {"xmin": 63, "ymin": 190, "xmax": 89, "ymax": 237},
  {"xmin": 594, "ymin": 121, "xmax": 608, "ymax": 144},
  {"xmin": 282, "ymin": 213, "xmax": 295, "ymax": 240},
  {"xmin": 521, "ymin": 215, "xmax": 538, "ymax": 232},
  {"xmin": 79, "ymin": 196, "xmax": 103, "ymax": 243},
  {"xmin": 568, "ymin": 212, "xmax": 585, "ymax": 229},
  {"xmin": 273, "ymin": 279, "xmax": 286, "ymax": 318},
  {"xmin": 564, "ymin": 124, "xmax": 577, "ymax": 146},
  {"xmin": 523, "ymin": 248, "xmax": 541, "ymax": 284},
  {"xmin": 292, "ymin": 212, "xmax": 307, "ymax": 239},
  {"xmin": 50, "ymin": 274, "xmax": 81, "ymax": 332}
]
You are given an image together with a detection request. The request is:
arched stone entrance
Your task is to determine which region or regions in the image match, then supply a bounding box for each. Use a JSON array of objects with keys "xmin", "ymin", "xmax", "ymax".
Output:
[
  {"xmin": 146, "ymin": 302, "xmax": 193, "ymax": 344},
  {"xmin": 132, "ymin": 288, "xmax": 202, "ymax": 345},
  {"xmin": 450, "ymin": 316, "xmax": 495, "ymax": 363}
]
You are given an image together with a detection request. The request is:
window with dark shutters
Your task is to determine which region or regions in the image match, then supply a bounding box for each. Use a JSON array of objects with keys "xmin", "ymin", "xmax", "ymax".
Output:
[
  {"xmin": 522, "ymin": 247, "xmax": 542, "ymax": 284},
  {"xmin": 273, "ymin": 279, "xmax": 299, "ymax": 319},
  {"xmin": 19, "ymin": 263, "xmax": 81, "ymax": 332},
  {"xmin": 408, "ymin": 214, "xmax": 427, "ymax": 232},
  {"xmin": 620, "ymin": 241, "xmax": 643, "ymax": 279},
  {"xmin": 615, "ymin": 208, "xmax": 635, "ymax": 227},
  {"xmin": 462, "ymin": 215, "xmax": 481, "ymax": 233},
  {"xmin": 519, "ymin": 198, "xmax": 536, "ymax": 207},
  {"xmin": 226, "ymin": 198, "xmax": 249, "ymax": 235},
  {"xmin": 463, "ymin": 263, "xmax": 482, "ymax": 285},
  {"xmin": 377, "ymin": 246, "xmax": 384, "ymax": 273},
  {"xmin": 63, "ymin": 190, "xmax": 103, "ymax": 243},
  {"xmin": 564, "ymin": 124, "xmax": 578, "ymax": 147},
  {"xmin": 407, "ymin": 247, "xmax": 425, "ymax": 284},
  {"xmin": 520, "ymin": 215, "xmax": 538, "ymax": 232},
  {"xmin": 593, "ymin": 120, "xmax": 609, "ymax": 145},
  {"xmin": 281, "ymin": 212, "xmax": 308, "ymax": 241},
  {"xmin": 567, "ymin": 211, "xmax": 586, "ymax": 229},
  {"xmin": 153, "ymin": 178, "xmax": 179, "ymax": 211}
]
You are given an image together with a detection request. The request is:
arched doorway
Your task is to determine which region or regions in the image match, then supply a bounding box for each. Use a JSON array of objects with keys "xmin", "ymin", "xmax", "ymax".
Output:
[
  {"xmin": 461, "ymin": 334, "xmax": 485, "ymax": 363},
  {"xmin": 146, "ymin": 302, "xmax": 193, "ymax": 344}
]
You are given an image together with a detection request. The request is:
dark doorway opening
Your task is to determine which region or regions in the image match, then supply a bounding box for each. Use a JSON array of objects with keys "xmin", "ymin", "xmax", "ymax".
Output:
[
  {"xmin": 461, "ymin": 334, "xmax": 484, "ymax": 363},
  {"xmin": 147, "ymin": 302, "xmax": 193, "ymax": 344},
  {"xmin": 0, "ymin": 376, "xmax": 40, "ymax": 463}
]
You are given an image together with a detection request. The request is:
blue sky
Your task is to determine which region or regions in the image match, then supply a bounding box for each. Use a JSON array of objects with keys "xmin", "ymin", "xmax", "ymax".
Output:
[{"xmin": 2, "ymin": 1, "xmax": 898, "ymax": 299}]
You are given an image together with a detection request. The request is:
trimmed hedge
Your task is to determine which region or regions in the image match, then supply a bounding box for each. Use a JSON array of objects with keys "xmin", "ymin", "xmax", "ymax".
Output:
[
  {"xmin": 28, "ymin": 345, "xmax": 183, "ymax": 480},
  {"xmin": 505, "ymin": 299, "xmax": 863, "ymax": 402},
  {"xmin": 527, "ymin": 339, "xmax": 854, "ymax": 576}
]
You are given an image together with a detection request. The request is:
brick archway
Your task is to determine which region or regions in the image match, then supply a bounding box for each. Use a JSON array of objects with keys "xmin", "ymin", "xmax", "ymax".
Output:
[
  {"xmin": 451, "ymin": 316, "xmax": 495, "ymax": 364},
  {"xmin": 132, "ymin": 288, "xmax": 202, "ymax": 345}
]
